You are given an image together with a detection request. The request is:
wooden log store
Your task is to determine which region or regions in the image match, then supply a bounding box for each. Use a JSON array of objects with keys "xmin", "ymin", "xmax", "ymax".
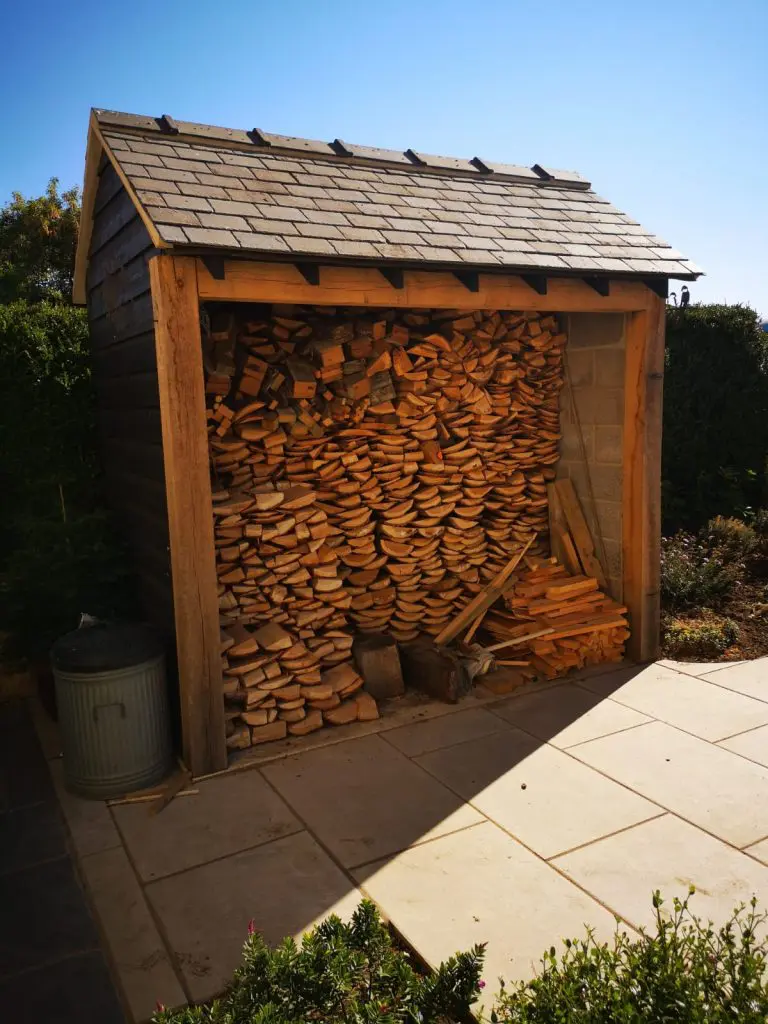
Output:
[{"xmin": 73, "ymin": 109, "xmax": 702, "ymax": 776}]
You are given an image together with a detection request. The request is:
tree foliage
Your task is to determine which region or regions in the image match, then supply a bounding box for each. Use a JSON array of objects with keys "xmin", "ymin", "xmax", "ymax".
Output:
[
  {"xmin": 662, "ymin": 303, "xmax": 768, "ymax": 532},
  {"xmin": 0, "ymin": 179, "xmax": 80, "ymax": 303},
  {"xmin": 0, "ymin": 183, "xmax": 135, "ymax": 657}
]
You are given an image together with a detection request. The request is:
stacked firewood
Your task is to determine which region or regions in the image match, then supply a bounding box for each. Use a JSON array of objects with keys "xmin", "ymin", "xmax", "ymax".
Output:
[
  {"xmin": 204, "ymin": 304, "xmax": 566, "ymax": 751},
  {"xmin": 482, "ymin": 557, "xmax": 629, "ymax": 680}
]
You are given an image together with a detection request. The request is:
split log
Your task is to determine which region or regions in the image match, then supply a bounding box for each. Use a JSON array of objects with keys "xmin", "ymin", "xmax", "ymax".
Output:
[{"xmin": 206, "ymin": 305, "xmax": 572, "ymax": 752}]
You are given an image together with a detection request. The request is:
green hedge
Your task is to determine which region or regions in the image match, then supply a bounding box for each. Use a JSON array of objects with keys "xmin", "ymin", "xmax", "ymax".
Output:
[
  {"xmin": 662, "ymin": 304, "xmax": 768, "ymax": 532},
  {"xmin": 0, "ymin": 300, "xmax": 134, "ymax": 656}
]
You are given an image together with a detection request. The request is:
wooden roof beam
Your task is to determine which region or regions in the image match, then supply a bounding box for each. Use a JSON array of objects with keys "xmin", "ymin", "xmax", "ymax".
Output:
[
  {"xmin": 521, "ymin": 274, "xmax": 548, "ymax": 295},
  {"xmin": 583, "ymin": 276, "xmax": 610, "ymax": 296},
  {"xmin": 295, "ymin": 263, "xmax": 320, "ymax": 286},
  {"xmin": 452, "ymin": 270, "xmax": 480, "ymax": 292},
  {"xmin": 644, "ymin": 277, "xmax": 669, "ymax": 299},
  {"xmin": 379, "ymin": 267, "xmax": 405, "ymax": 289}
]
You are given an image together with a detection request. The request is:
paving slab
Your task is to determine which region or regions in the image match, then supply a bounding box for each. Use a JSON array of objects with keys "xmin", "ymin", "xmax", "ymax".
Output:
[
  {"xmin": 569, "ymin": 721, "xmax": 768, "ymax": 848},
  {"xmin": 578, "ymin": 662, "xmax": 768, "ymax": 741},
  {"xmin": 489, "ymin": 683, "xmax": 650, "ymax": 748},
  {"xmin": 0, "ymin": 700, "xmax": 55, "ymax": 809},
  {"xmin": 28, "ymin": 697, "xmax": 63, "ymax": 760},
  {"xmin": 746, "ymin": 837, "xmax": 768, "ymax": 866},
  {"xmin": 354, "ymin": 820, "xmax": 619, "ymax": 1009},
  {"xmin": 384, "ymin": 707, "xmax": 511, "ymax": 757},
  {"xmin": 262, "ymin": 734, "xmax": 483, "ymax": 868},
  {"xmin": 0, "ymin": 952, "xmax": 125, "ymax": 1024},
  {"xmin": 48, "ymin": 757, "xmax": 122, "ymax": 859},
  {"xmin": 659, "ymin": 659, "xmax": 747, "ymax": 678},
  {"xmin": 0, "ymin": 856, "xmax": 101, "ymax": 978},
  {"xmin": 415, "ymin": 729, "xmax": 660, "ymax": 859},
  {"xmin": 147, "ymin": 830, "xmax": 361, "ymax": 1003},
  {"xmin": 80, "ymin": 846, "xmax": 186, "ymax": 1021},
  {"xmin": 553, "ymin": 813, "xmax": 768, "ymax": 932},
  {"xmin": 0, "ymin": 800, "xmax": 67, "ymax": 875},
  {"xmin": 112, "ymin": 768, "xmax": 302, "ymax": 881},
  {"xmin": 718, "ymin": 724, "xmax": 768, "ymax": 768},
  {"xmin": 700, "ymin": 660, "xmax": 768, "ymax": 703}
]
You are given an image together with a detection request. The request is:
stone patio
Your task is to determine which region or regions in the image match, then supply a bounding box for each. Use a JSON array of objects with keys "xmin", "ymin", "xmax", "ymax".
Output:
[{"xmin": 33, "ymin": 656, "xmax": 768, "ymax": 1021}]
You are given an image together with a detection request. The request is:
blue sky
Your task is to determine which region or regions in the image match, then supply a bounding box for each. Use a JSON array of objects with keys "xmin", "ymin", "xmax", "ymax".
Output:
[{"xmin": 3, "ymin": 0, "xmax": 765, "ymax": 313}]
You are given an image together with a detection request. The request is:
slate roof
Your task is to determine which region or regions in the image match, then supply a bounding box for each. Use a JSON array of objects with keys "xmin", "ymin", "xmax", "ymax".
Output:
[{"xmin": 91, "ymin": 110, "xmax": 702, "ymax": 280}]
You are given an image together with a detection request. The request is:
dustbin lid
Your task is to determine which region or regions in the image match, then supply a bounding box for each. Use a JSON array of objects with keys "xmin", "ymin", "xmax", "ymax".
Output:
[{"xmin": 50, "ymin": 624, "xmax": 164, "ymax": 674}]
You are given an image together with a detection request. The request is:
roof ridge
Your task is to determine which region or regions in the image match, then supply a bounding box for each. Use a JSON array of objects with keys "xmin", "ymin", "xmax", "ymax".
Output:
[{"xmin": 92, "ymin": 109, "xmax": 592, "ymax": 190}]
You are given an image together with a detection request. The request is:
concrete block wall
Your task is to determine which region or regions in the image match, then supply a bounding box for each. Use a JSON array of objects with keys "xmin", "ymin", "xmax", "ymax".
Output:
[{"xmin": 556, "ymin": 313, "xmax": 625, "ymax": 598}]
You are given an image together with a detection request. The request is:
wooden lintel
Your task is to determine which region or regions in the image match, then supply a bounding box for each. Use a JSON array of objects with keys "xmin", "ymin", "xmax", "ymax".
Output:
[
  {"xmin": 148, "ymin": 253, "xmax": 227, "ymax": 776},
  {"xmin": 195, "ymin": 260, "xmax": 653, "ymax": 313},
  {"xmin": 623, "ymin": 294, "xmax": 665, "ymax": 662},
  {"xmin": 201, "ymin": 255, "xmax": 225, "ymax": 281},
  {"xmin": 452, "ymin": 270, "xmax": 480, "ymax": 292},
  {"xmin": 521, "ymin": 274, "xmax": 548, "ymax": 295},
  {"xmin": 643, "ymin": 277, "xmax": 668, "ymax": 299},
  {"xmin": 379, "ymin": 267, "xmax": 405, "ymax": 289},
  {"xmin": 583, "ymin": 276, "xmax": 610, "ymax": 297},
  {"xmin": 295, "ymin": 262, "xmax": 320, "ymax": 286}
]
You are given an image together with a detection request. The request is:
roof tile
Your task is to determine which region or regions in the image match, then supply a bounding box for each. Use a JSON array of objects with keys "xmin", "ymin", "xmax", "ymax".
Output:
[
  {"xmin": 234, "ymin": 232, "xmax": 290, "ymax": 251},
  {"xmin": 284, "ymin": 236, "xmax": 336, "ymax": 255},
  {"xmin": 197, "ymin": 212, "xmax": 250, "ymax": 231},
  {"xmin": 183, "ymin": 226, "xmax": 239, "ymax": 247},
  {"xmin": 95, "ymin": 118, "xmax": 700, "ymax": 280}
]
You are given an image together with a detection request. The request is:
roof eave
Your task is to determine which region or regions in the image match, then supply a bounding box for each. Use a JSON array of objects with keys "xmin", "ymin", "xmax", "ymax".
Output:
[{"xmin": 166, "ymin": 244, "xmax": 703, "ymax": 285}]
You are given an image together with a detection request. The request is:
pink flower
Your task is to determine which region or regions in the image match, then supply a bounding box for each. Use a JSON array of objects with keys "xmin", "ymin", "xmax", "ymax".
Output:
[
  {"xmin": 478, "ymin": 981, "xmax": 486, "ymax": 990},
  {"xmin": 248, "ymin": 919, "xmax": 256, "ymax": 936},
  {"xmin": 156, "ymin": 1002, "xmax": 166, "ymax": 1012}
]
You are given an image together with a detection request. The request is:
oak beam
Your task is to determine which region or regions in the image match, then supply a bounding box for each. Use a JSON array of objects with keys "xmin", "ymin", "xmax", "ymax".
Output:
[
  {"xmin": 149, "ymin": 253, "xmax": 227, "ymax": 776},
  {"xmin": 622, "ymin": 295, "xmax": 665, "ymax": 662},
  {"xmin": 453, "ymin": 270, "xmax": 480, "ymax": 292},
  {"xmin": 295, "ymin": 263, "xmax": 320, "ymax": 286},
  {"xmin": 583, "ymin": 276, "xmax": 610, "ymax": 296},
  {"xmin": 379, "ymin": 267, "xmax": 405, "ymax": 289},
  {"xmin": 521, "ymin": 274, "xmax": 548, "ymax": 295},
  {"xmin": 195, "ymin": 259, "xmax": 654, "ymax": 312},
  {"xmin": 201, "ymin": 255, "xmax": 225, "ymax": 280}
]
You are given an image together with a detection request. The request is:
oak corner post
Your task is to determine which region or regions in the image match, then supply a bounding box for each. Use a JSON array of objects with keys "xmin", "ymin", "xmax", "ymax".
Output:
[
  {"xmin": 149, "ymin": 253, "xmax": 226, "ymax": 775},
  {"xmin": 622, "ymin": 293, "xmax": 665, "ymax": 663}
]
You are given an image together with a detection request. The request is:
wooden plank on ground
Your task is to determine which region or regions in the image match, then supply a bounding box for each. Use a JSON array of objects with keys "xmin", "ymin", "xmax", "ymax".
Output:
[
  {"xmin": 554, "ymin": 479, "xmax": 607, "ymax": 588},
  {"xmin": 435, "ymin": 534, "xmax": 536, "ymax": 646}
]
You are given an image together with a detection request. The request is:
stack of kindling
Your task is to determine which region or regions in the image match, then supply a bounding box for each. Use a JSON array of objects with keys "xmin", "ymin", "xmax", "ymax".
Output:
[
  {"xmin": 205, "ymin": 303, "xmax": 566, "ymax": 750},
  {"xmin": 482, "ymin": 558, "xmax": 629, "ymax": 680}
]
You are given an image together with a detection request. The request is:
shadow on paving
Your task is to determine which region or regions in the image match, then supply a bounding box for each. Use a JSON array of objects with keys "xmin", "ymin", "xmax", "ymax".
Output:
[
  {"xmin": 0, "ymin": 700, "xmax": 126, "ymax": 1024},
  {"xmin": 104, "ymin": 662, "xmax": 655, "ymax": 1008}
]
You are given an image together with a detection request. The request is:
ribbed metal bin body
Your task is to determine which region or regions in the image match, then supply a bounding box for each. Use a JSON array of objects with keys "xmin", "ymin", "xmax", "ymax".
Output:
[{"xmin": 54, "ymin": 654, "xmax": 172, "ymax": 798}]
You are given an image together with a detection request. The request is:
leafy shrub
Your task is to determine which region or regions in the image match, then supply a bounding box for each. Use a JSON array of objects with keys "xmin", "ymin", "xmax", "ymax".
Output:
[
  {"xmin": 662, "ymin": 304, "xmax": 768, "ymax": 533},
  {"xmin": 153, "ymin": 900, "xmax": 484, "ymax": 1024},
  {"xmin": 663, "ymin": 616, "xmax": 739, "ymax": 658},
  {"xmin": 743, "ymin": 507, "xmax": 768, "ymax": 539},
  {"xmin": 0, "ymin": 300, "xmax": 135, "ymax": 657},
  {"xmin": 492, "ymin": 891, "xmax": 768, "ymax": 1024},
  {"xmin": 705, "ymin": 515, "xmax": 759, "ymax": 559},
  {"xmin": 660, "ymin": 533, "xmax": 739, "ymax": 611}
]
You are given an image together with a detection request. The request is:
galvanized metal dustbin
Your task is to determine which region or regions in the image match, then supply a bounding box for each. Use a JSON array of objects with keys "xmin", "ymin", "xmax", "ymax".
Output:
[{"xmin": 51, "ymin": 624, "xmax": 172, "ymax": 798}]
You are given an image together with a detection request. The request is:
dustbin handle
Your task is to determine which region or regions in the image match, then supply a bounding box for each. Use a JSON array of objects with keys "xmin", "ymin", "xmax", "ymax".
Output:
[{"xmin": 93, "ymin": 701, "xmax": 126, "ymax": 723}]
